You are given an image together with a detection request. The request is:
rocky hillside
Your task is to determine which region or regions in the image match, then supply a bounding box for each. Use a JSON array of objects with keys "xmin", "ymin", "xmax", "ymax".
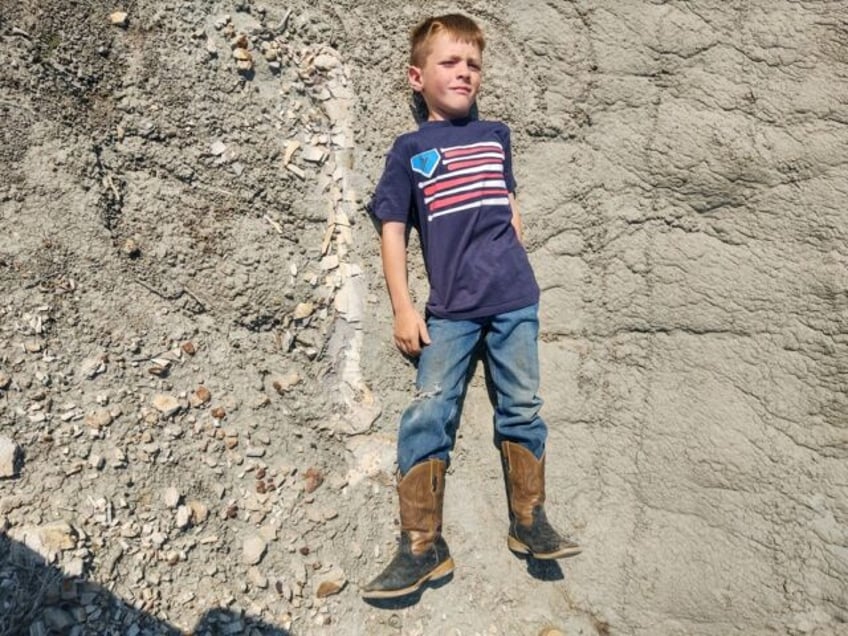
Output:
[{"xmin": 1, "ymin": 1, "xmax": 846, "ymax": 635}]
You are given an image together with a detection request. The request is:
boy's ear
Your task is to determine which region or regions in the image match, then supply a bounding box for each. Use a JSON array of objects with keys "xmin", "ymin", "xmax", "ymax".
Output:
[{"xmin": 408, "ymin": 65, "xmax": 423, "ymax": 92}]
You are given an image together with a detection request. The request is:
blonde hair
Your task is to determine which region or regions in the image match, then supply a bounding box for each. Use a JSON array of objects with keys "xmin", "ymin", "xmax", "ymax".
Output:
[{"xmin": 409, "ymin": 14, "xmax": 485, "ymax": 67}]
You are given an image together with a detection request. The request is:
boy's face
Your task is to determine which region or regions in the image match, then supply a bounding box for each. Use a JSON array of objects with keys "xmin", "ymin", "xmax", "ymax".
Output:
[{"xmin": 409, "ymin": 32, "xmax": 482, "ymax": 122}]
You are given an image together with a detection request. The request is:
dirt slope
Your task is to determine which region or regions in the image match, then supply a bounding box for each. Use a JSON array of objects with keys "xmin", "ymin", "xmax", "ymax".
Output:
[{"xmin": 1, "ymin": 1, "xmax": 846, "ymax": 635}]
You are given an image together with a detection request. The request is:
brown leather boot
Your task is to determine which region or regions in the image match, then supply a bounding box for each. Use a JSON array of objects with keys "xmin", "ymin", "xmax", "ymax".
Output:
[
  {"xmin": 361, "ymin": 458, "xmax": 454, "ymax": 599},
  {"xmin": 501, "ymin": 441, "xmax": 581, "ymax": 559}
]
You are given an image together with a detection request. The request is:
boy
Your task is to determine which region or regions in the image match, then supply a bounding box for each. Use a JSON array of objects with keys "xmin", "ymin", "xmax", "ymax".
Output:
[{"xmin": 362, "ymin": 14, "xmax": 580, "ymax": 600}]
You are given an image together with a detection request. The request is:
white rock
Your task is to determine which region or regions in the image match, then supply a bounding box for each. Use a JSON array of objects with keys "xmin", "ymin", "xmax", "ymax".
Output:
[
  {"xmin": 85, "ymin": 408, "xmax": 113, "ymax": 430},
  {"xmin": 242, "ymin": 535, "xmax": 267, "ymax": 565},
  {"xmin": 79, "ymin": 356, "xmax": 106, "ymax": 379},
  {"xmin": 247, "ymin": 566, "xmax": 268, "ymax": 589},
  {"xmin": 293, "ymin": 302, "xmax": 314, "ymax": 320},
  {"xmin": 313, "ymin": 54, "xmax": 338, "ymax": 71},
  {"xmin": 109, "ymin": 11, "xmax": 129, "ymax": 27},
  {"xmin": 152, "ymin": 394, "xmax": 181, "ymax": 417},
  {"xmin": 63, "ymin": 557, "xmax": 85, "ymax": 577},
  {"xmin": 10, "ymin": 521, "xmax": 77, "ymax": 562},
  {"xmin": 320, "ymin": 255, "xmax": 339, "ymax": 271},
  {"xmin": 0, "ymin": 437, "xmax": 21, "ymax": 478},
  {"xmin": 283, "ymin": 140, "xmax": 301, "ymax": 166},
  {"xmin": 301, "ymin": 146, "xmax": 326, "ymax": 164},
  {"xmin": 188, "ymin": 500, "xmax": 209, "ymax": 525},
  {"xmin": 271, "ymin": 371, "xmax": 301, "ymax": 394},
  {"xmin": 176, "ymin": 505, "xmax": 191, "ymax": 529},
  {"xmin": 163, "ymin": 486, "xmax": 181, "ymax": 509}
]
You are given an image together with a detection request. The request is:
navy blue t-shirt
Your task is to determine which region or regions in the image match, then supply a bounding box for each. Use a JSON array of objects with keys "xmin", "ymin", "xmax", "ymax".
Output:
[{"xmin": 372, "ymin": 118, "xmax": 540, "ymax": 320}]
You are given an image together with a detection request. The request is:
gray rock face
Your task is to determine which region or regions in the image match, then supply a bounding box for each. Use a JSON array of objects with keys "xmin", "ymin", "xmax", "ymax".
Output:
[
  {"xmin": 0, "ymin": 0, "xmax": 845, "ymax": 635},
  {"xmin": 355, "ymin": 1, "xmax": 848, "ymax": 634}
]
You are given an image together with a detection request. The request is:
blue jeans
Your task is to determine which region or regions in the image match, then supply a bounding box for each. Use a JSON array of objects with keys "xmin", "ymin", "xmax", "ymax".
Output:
[{"xmin": 397, "ymin": 303, "xmax": 547, "ymax": 475}]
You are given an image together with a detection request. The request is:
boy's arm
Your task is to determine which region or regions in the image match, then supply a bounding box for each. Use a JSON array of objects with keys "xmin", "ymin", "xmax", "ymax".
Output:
[
  {"xmin": 509, "ymin": 193, "xmax": 525, "ymax": 245},
  {"xmin": 380, "ymin": 221, "xmax": 431, "ymax": 357}
]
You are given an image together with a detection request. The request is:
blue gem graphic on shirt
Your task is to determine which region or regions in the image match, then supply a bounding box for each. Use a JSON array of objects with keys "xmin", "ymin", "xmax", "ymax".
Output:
[{"xmin": 410, "ymin": 148, "xmax": 441, "ymax": 178}]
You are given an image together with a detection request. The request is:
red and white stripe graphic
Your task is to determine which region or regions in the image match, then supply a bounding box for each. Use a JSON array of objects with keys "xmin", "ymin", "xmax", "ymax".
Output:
[{"xmin": 418, "ymin": 141, "xmax": 509, "ymax": 220}]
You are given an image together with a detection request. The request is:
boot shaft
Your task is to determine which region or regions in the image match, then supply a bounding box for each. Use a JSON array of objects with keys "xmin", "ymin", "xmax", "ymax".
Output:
[
  {"xmin": 397, "ymin": 458, "xmax": 447, "ymax": 554},
  {"xmin": 501, "ymin": 441, "xmax": 545, "ymax": 527}
]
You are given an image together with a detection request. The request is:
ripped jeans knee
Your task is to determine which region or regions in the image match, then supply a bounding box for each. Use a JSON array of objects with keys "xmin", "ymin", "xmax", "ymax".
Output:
[{"xmin": 396, "ymin": 382, "xmax": 461, "ymax": 475}]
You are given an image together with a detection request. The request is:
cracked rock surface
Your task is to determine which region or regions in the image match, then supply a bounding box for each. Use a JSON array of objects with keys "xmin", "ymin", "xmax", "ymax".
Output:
[{"xmin": 1, "ymin": 1, "xmax": 847, "ymax": 635}]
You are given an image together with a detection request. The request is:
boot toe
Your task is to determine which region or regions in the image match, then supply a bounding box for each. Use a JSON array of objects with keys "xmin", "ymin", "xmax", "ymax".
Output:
[{"xmin": 361, "ymin": 535, "xmax": 454, "ymax": 599}]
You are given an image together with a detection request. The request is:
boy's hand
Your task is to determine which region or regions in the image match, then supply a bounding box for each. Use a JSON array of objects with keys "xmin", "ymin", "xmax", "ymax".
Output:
[{"xmin": 393, "ymin": 307, "xmax": 431, "ymax": 357}]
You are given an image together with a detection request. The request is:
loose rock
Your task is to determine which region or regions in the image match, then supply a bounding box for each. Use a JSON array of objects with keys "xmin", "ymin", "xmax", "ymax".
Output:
[
  {"xmin": 242, "ymin": 535, "xmax": 267, "ymax": 565},
  {"xmin": 109, "ymin": 11, "xmax": 128, "ymax": 27},
  {"xmin": 152, "ymin": 394, "xmax": 182, "ymax": 417},
  {"xmin": 0, "ymin": 437, "xmax": 22, "ymax": 478}
]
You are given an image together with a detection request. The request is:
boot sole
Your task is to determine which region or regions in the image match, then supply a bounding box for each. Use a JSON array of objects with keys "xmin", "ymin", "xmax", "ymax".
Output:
[
  {"xmin": 508, "ymin": 535, "xmax": 582, "ymax": 559},
  {"xmin": 360, "ymin": 557, "xmax": 455, "ymax": 599}
]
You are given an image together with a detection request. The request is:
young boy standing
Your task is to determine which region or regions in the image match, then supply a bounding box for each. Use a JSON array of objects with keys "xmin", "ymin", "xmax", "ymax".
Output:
[{"xmin": 362, "ymin": 14, "xmax": 581, "ymax": 600}]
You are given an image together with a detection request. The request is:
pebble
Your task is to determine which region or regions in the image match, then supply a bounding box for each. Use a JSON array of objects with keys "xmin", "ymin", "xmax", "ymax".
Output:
[
  {"xmin": 313, "ymin": 53, "xmax": 338, "ymax": 71},
  {"xmin": 234, "ymin": 48, "xmax": 253, "ymax": 72},
  {"xmin": 152, "ymin": 394, "xmax": 181, "ymax": 417},
  {"xmin": 84, "ymin": 409, "xmax": 113, "ymax": 430},
  {"xmin": 271, "ymin": 371, "xmax": 301, "ymax": 394},
  {"xmin": 283, "ymin": 141, "xmax": 301, "ymax": 166},
  {"xmin": 0, "ymin": 371, "xmax": 11, "ymax": 390},
  {"xmin": 109, "ymin": 11, "xmax": 129, "ymax": 27},
  {"xmin": 164, "ymin": 486, "xmax": 181, "ymax": 509},
  {"xmin": 43, "ymin": 607, "xmax": 75, "ymax": 631},
  {"xmin": 0, "ymin": 436, "xmax": 22, "ymax": 478},
  {"xmin": 122, "ymin": 238, "xmax": 140, "ymax": 257},
  {"xmin": 304, "ymin": 467, "xmax": 324, "ymax": 494},
  {"xmin": 242, "ymin": 535, "xmax": 266, "ymax": 565},
  {"xmin": 286, "ymin": 164, "xmax": 305, "ymax": 180},
  {"xmin": 320, "ymin": 254, "xmax": 339, "ymax": 271},
  {"xmin": 24, "ymin": 340, "xmax": 44, "ymax": 353},
  {"xmin": 247, "ymin": 566, "xmax": 268, "ymax": 589},
  {"xmin": 79, "ymin": 356, "xmax": 106, "ymax": 379},
  {"xmin": 188, "ymin": 500, "xmax": 209, "ymax": 524},
  {"xmin": 12, "ymin": 521, "xmax": 77, "ymax": 561},
  {"xmin": 293, "ymin": 302, "xmax": 314, "ymax": 320},
  {"xmin": 176, "ymin": 505, "xmax": 191, "ymax": 529},
  {"xmin": 301, "ymin": 146, "xmax": 326, "ymax": 164},
  {"xmin": 189, "ymin": 386, "xmax": 212, "ymax": 407}
]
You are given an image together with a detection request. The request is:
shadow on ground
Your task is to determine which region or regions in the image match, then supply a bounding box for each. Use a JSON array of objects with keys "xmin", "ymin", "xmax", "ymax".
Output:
[{"xmin": 0, "ymin": 535, "xmax": 289, "ymax": 636}]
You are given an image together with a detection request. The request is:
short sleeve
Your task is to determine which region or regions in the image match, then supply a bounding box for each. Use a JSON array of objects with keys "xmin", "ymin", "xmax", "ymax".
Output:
[
  {"xmin": 498, "ymin": 124, "xmax": 517, "ymax": 194},
  {"xmin": 371, "ymin": 142, "xmax": 413, "ymax": 224}
]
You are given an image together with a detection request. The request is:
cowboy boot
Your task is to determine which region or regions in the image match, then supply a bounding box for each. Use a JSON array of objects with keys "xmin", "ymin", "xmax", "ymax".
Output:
[
  {"xmin": 501, "ymin": 441, "xmax": 581, "ymax": 559},
  {"xmin": 361, "ymin": 458, "xmax": 454, "ymax": 599}
]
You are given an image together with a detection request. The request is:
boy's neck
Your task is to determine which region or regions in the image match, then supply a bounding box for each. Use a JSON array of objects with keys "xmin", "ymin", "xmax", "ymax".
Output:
[{"xmin": 423, "ymin": 114, "xmax": 474, "ymax": 125}]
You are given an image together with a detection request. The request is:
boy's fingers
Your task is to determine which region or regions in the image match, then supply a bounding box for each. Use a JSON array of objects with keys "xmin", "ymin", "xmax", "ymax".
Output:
[
  {"xmin": 394, "ymin": 333, "xmax": 421, "ymax": 357},
  {"xmin": 419, "ymin": 320, "xmax": 431, "ymax": 345}
]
